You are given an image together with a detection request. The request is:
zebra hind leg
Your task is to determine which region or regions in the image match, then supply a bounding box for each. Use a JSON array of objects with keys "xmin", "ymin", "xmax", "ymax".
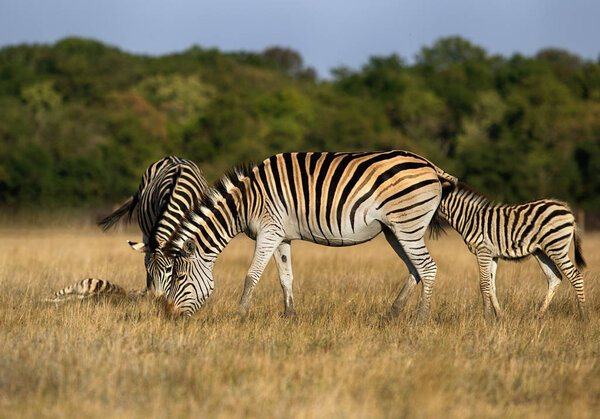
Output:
[
  {"xmin": 547, "ymin": 250, "xmax": 588, "ymax": 321},
  {"xmin": 534, "ymin": 251, "xmax": 562, "ymax": 317},
  {"xmin": 387, "ymin": 228, "xmax": 438, "ymax": 324},
  {"xmin": 383, "ymin": 228, "xmax": 419, "ymax": 318}
]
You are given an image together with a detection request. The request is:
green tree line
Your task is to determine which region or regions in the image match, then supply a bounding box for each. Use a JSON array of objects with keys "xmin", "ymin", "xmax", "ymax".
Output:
[{"xmin": 1, "ymin": 36, "xmax": 599, "ymax": 211}]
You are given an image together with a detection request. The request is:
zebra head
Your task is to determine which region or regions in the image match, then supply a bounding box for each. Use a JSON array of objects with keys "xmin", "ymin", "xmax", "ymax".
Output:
[
  {"xmin": 157, "ymin": 237, "xmax": 216, "ymax": 316},
  {"xmin": 128, "ymin": 241, "xmax": 180, "ymax": 299}
]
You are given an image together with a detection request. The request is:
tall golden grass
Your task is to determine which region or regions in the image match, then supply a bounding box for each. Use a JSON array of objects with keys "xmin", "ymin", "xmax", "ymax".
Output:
[{"xmin": 1, "ymin": 224, "xmax": 599, "ymax": 418}]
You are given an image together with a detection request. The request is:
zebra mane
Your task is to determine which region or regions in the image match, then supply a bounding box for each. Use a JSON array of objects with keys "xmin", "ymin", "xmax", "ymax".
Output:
[
  {"xmin": 163, "ymin": 162, "xmax": 257, "ymax": 257},
  {"xmin": 454, "ymin": 182, "xmax": 495, "ymax": 205},
  {"xmin": 197, "ymin": 162, "xmax": 257, "ymax": 210}
]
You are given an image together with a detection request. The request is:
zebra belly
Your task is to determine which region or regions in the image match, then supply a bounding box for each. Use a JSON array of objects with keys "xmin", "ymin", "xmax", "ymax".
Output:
[{"xmin": 285, "ymin": 218, "xmax": 383, "ymax": 247}]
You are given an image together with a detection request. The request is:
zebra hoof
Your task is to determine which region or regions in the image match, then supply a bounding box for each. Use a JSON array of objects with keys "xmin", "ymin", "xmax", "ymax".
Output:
[
  {"xmin": 283, "ymin": 308, "xmax": 297, "ymax": 318},
  {"xmin": 237, "ymin": 306, "xmax": 249, "ymax": 320},
  {"xmin": 413, "ymin": 311, "xmax": 431, "ymax": 326}
]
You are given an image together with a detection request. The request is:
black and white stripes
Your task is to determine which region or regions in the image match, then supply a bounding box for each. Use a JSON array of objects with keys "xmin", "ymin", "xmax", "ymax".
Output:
[
  {"xmin": 43, "ymin": 278, "xmax": 127, "ymax": 303},
  {"xmin": 98, "ymin": 156, "xmax": 209, "ymax": 296},
  {"xmin": 437, "ymin": 182, "xmax": 587, "ymax": 320},
  {"xmin": 161, "ymin": 151, "xmax": 457, "ymax": 319}
]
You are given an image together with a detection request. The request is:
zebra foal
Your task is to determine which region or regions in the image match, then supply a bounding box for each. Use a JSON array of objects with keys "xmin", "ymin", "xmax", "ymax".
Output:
[
  {"xmin": 154, "ymin": 151, "xmax": 457, "ymax": 321},
  {"xmin": 44, "ymin": 278, "xmax": 128, "ymax": 303},
  {"xmin": 436, "ymin": 182, "xmax": 587, "ymax": 320}
]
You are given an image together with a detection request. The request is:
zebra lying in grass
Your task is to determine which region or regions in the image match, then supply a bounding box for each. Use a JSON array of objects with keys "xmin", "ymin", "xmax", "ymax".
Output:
[
  {"xmin": 43, "ymin": 278, "xmax": 134, "ymax": 303},
  {"xmin": 431, "ymin": 182, "xmax": 587, "ymax": 321}
]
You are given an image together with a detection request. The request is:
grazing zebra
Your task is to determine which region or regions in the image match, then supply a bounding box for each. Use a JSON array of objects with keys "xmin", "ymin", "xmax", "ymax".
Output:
[
  {"xmin": 98, "ymin": 156, "xmax": 209, "ymax": 296},
  {"xmin": 436, "ymin": 182, "xmax": 587, "ymax": 320},
  {"xmin": 44, "ymin": 278, "xmax": 127, "ymax": 303},
  {"xmin": 155, "ymin": 151, "xmax": 457, "ymax": 320}
]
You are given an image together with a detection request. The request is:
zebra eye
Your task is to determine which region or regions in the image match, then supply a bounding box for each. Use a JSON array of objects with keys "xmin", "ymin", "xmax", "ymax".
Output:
[
  {"xmin": 182, "ymin": 239, "xmax": 196, "ymax": 256},
  {"xmin": 166, "ymin": 266, "xmax": 173, "ymax": 273}
]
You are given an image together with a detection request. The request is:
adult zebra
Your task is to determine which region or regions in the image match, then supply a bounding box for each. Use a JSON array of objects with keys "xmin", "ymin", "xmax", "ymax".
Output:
[
  {"xmin": 98, "ymin": 156, "xmax": 209, "ymax": 295},
  {"xmin": 155, "ymin": 151, "xmax": 457, "ymax": 321},
  {"xmin": 434, "ymin": 182, "xmax": 587, "ymax": 320}
]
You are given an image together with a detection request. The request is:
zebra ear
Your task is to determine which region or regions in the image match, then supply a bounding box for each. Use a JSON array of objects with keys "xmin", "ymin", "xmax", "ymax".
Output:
[
  {"xmin": 182, "ymin": 239, "xmax": 196, "ymax": 257},
  {"xmin": 128, "ymin": 241, "xmax": 148, "ymax": 253}
]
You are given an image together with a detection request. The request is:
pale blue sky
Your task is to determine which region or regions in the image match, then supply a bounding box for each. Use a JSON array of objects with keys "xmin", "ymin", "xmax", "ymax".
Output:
[{"xmin": 1, "ymin": 0, "xmax": 599, "ymax": 77}]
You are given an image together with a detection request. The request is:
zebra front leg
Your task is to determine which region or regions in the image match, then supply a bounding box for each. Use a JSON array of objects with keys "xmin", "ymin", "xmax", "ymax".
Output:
[
  {"xmin": 274, "ymin": 241, "xmax": 296, "ymax": 317},
  {"xmin": 238, "ymin": 232, "xmax": 283, "ymax": 319},
  {"xmin": 489, "ymin": 257, "xmax": 502, "ymax": 320},
  {"xmin": 534, "ymin": 252, "xmax": 562, "ymax": 317},
  {"xmin": 476, "ymin": 250, "xmax": 495, "ymax": 322}
]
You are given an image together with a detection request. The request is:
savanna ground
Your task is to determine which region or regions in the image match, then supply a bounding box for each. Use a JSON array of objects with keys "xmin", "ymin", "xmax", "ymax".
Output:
[{"xmin": 1, "ymin": 220, "xmax": 599, "ymax": 418}]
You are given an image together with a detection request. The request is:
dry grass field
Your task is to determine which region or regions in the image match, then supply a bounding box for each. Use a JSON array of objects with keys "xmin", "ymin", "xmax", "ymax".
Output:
[{"xmin": 1, "ymin": 221, "xmax": 600, "ymax": 418}]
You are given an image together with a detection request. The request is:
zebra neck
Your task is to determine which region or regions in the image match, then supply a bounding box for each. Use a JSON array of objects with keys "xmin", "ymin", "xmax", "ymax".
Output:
[
  {"xmin": 196, "ymin": 195, "xmax": 247, "ymax": 257},
  {"xmin": 445, "ymin": 189, "xmax": 491, "ymax": 235}
]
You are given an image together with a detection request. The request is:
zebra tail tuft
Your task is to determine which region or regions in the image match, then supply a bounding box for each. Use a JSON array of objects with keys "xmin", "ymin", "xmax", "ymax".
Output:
[
  {"xmin": 98, "ymin": 195, "xmax": 138, "ymax": 231},
  {"xmin": 428, "ymin": 213, "xmax": 447, "ymax": 240},
  {"xmin": 574, "ymin": 228, "xmax": 586, "ymax": 270}
]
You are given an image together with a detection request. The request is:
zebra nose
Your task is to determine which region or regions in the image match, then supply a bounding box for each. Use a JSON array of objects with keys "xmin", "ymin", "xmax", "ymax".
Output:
[
  {"xmin": 153, "ymin": 280, "xmax": 169, "ymax": 295},
  {"xmin": 153, "ymin": 291, "xmax": 167, "ymax": 304},
  {"xmin": 153, "ymin": 292, "xmax": 175, "ymax": 314},
  {"xmin": 164, "ymin": 299, "xmax": 191, "ymax": 318}
]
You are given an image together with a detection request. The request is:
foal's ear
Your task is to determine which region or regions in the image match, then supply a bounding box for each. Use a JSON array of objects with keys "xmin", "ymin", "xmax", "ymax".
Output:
[{"xmin": 127, "ymin": 241, "xmax": 148, "ymax": 253}]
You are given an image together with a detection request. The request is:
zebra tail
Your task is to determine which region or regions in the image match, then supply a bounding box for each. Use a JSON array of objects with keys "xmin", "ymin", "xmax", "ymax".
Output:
[
  {"xmin": 98, "ymin": 194, "xmax": 139, "ymax": 231},
  {"xmin": 436, "ymin": 170, "xmax": 458, "ymax": 187},
  {"xmin": 415, "ymin": 154, "xmax": 457, "ymax": 187},
  {"xmin": 574, "ymin": 228, "xmax": 586, "ymax": 270},
  {"xmin": 428, "ymin": 212, "xmax": 447, "ymax": 240}
]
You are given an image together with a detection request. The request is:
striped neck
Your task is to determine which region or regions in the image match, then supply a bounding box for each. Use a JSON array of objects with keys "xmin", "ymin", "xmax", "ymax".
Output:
[
  {"xmin": 165, "ymin": 166, "xmax": 257, "ymax": 259},
  {"xmin": 439, "ymin": 183, "xmax": 493, "ymax": 234}
]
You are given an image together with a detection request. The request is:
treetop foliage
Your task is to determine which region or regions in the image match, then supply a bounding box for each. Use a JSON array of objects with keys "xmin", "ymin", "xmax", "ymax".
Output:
[{"xmin": 1, "ymin": 36, "xmax": 599, "ymax": 210}]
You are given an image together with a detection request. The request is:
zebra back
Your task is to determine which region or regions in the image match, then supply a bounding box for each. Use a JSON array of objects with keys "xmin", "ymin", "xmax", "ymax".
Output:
[{"xmin": 437, "ymin": 182, "xmax": 584, "ymax": 262}]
